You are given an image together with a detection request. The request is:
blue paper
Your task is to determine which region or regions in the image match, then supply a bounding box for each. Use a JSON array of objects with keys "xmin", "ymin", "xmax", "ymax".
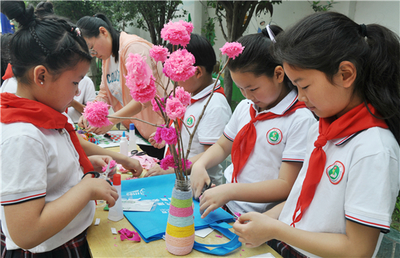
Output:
[{"xmin": 122, "ymin": 174, "xmax": 235, "ymax": 242}]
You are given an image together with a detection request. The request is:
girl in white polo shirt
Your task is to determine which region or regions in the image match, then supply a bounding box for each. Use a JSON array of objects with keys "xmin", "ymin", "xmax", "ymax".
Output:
[
  {"xmin": 1, "ymin": 2, "xmax": 118, "ymax": 256},
  {"xmin": 190, "ymin": 26, "xmax": 316, "ymax": 217},
  {"xmin": 233, "ymin": 12, "xmax": 400, "ymax": 258},
  {"xmin": 147, "ymin": 34, "xmax": 232, "ymax": 186}
]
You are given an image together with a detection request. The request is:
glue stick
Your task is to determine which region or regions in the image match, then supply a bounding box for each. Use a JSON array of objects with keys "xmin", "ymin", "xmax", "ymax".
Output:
[
  {"xmin": 108, "ymin": 174, "xmax": 124, "ymax": 221},
  {"xmin": 128, "ymin": 123, "xmax": 137, "ymax": 153},
  {"xmin": 119, "ymin": 131, "xmax": 128, "ymax": 156}
]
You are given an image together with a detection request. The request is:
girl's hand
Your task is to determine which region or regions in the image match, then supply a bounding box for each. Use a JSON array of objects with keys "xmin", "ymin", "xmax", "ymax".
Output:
[
  {"xmin": 199, "ymin": 184, "xmax": 230, "ymax": 218},
  {"xmin": 78, "ymin": 115, "xmax": 90, "ymax": 129},
  {"xmin": 88, "ymin": 155, "xmax": 113, "ymax": 172},
  {"xmin": 88, "ymin": 123, "xmax": 114, "ymax": 135},
  {"xmin": 233, "ymin": 212, "xmax": 276, "ymax": 248},
  {"xmin": 145, "ymin": 163, "xmax": 173, "ymax": 177},
  {"xmin": 190, "ymin": 163, "xmax": 211, "ymax": 199},
  {"xmin": 81, "ymin": 175, "xmax": 119, "ymax": 207},
  {"xmin": 120, "ymin": 157, "xmax": 143, "ymax": 177},
  {"xmin": 148, "ymin": 132, "xmax": 166, "ymax": 149}
]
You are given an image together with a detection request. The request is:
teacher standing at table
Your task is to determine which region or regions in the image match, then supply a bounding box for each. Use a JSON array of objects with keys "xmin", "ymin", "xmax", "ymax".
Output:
[{"xmin": 77, "ymin": 14, "xmax": 170, "ymax": 159}]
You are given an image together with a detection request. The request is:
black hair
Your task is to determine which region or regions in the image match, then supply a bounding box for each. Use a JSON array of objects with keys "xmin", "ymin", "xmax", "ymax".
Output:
[
  {"xmin": 228, "ymin": 26, "xmax": 293, "ymax": 91},
  {"xmin": 272, "ymin": 11, "xmax": 400, "ymax": 145},
  {"xmin": 170, "ymin": 33, "xmax": 216, "ymax": 74},
  {"xmin": 1, "ymin": 33, "xmax": 13, "ymax": 84},
  {"xmin": 34, "ymin": 1, "xmax": 54, "ymax": 17},
  {"xmin": 261, "ymin": 24, "xmax": 283, "ymax": 40},
  {"xmin": 1, "ymin": 1, "xmax": 92, "ymax": 85},
  {"xmin": 76, "ymin": 14, "xmax": 120, "ymax": 63}
]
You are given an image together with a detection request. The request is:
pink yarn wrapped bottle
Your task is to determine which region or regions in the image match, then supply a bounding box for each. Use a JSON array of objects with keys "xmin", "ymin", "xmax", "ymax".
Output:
[{"xmin": 165, "ymin": 179, "xmax": 194, "ymax": 255}]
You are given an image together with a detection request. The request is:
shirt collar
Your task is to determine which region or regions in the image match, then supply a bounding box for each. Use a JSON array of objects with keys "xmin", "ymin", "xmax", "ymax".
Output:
[{"xmin": 191, "ymin": 79, "xmax": 221, "ymax": 101}]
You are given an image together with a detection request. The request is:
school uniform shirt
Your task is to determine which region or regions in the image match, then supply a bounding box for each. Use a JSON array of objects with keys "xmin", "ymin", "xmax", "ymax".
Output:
[
  {"xmin": 182, "ymin": 80, "xmax": 232, "ymax": 185},
  {"xmin": 96, "ymin": 32, "xmax": 171, "ymax": 139},
  {"xmin": 66, "ymin": 76, "xmax": 96, "ymax": 123},
  {"xmin": 223, "ymin": 90, "xmax": 316, "ymax": 214},
  {"xmin": 0, "ymin": 77, "xmax": 17, "ymax": 93},
  {"xmin": 278, "ymin": 123, "xmax": 400, "ymax": 258},
  {"xmin": 1, "ymin": 122, "xmax": 95, "ymax": 253}
]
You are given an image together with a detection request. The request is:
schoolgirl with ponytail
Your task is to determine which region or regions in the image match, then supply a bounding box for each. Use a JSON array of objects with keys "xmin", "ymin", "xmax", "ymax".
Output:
[
  {"xmin": 233, "ymin": 11, "xmax": 400, "ymax": 258},
  {"xmin": 190, "ymin": 25, "xmax": 316, "ymax": 218},
  {"xmin": 0, "ymin": 2, "xmax": 118, "ymax": 256}
]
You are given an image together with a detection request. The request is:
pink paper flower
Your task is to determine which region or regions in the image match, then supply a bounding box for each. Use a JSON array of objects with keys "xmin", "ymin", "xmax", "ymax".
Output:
[
  {"xmin": 125, "ymin": 53, "xmax": 152, "ymax": 86},
  {"xmin": 166, "ymin": 97, "xmax": 186, "ymax": 120},
  {"xmin": 175, "ymin": 86, "xmax": 191, "ymax": 107},
  {"xmin": 83, "ymin": 101, "xmax": 113, "ymax": 128},
  {"xmin": 161, "ymin": 126, "xmax": 178, "ymax": 145},
  {"xmin": 118, "ymin": 228, "xmax": 141, "ymax": 242},
  {"xmin": 102, "ymin": 160, "xmax": 117, "ymax": 172},
  {"xmin": 153, "ymin": 126, "xmax": 164, "ymax": 144},
  {"xmin": 160, "ymin": 155, "xmax": 177, "ymax": 170},
  {"xmin": 150, "ymin": 45, "xmax": 169, "ymax": 63},
  {"xmin": 161, "ymin": 20, "xmax": 193, "ymax": 47},
  {"xmin": 129, "ymin": 77, "xmax": 157, "ymax": 103},
  {"xmin": 163, "ymin": 49, "xmax": 196, "ymax": 82},
  {"xmin": 151, "ymin": 96, "xmax": 166, "ymax": 113},
  {"xmin": 220, "ymin": 42, "xmax": 245, "ymax": 60},
  {"xmin": 181, "ymin": 159, "xmax": 192, "ymax": 171}
]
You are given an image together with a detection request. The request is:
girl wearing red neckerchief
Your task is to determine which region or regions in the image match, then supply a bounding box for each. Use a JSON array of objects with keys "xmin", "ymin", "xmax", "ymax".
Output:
[
  {"xmin": 1, "ymin": 2, "xmax": 118, "ymax": 256},
  {"xmin": 190, "ymin": 26, "xmax": 316, "ymax": 219},
  {"xmin": 233, "ymin": 12, "xmax": 400, "ymax": 258}
]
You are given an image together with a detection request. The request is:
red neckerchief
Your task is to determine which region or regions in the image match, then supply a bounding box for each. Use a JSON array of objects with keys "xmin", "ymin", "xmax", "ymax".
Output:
[
  {"xmin": 231, "ymin": 99, "xmax": 307, "ymax": 183},
  {"xmin": 291, "ymin": 103, "xmax": 388, "ymax": 227},
  {"xmin": 165, "ymin": 86, "xmax": 226, "ymax": 156},
  {"xmin": 2, "ymin": 63, "xmax": 13, "ymax": 81},
  {"xmin": 0, "ymin": 93, "xmax": 94, "ymax": 173}
]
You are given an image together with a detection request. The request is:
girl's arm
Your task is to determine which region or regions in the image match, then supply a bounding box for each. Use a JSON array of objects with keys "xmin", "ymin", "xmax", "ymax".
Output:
[
  {"xmin": 199, "ymin": 161, "xmax": 302, "ymax": 218},
  {"xmin": 191, "ymin": 135, "xmax": 232, "ymax": 198},
  {"xmin": 233, "ymin": 213, "xmax": 380, "ymax": 257},
  {"xmin": 4, "ymin": 176, "xmax": 118, "ymax": 250}
]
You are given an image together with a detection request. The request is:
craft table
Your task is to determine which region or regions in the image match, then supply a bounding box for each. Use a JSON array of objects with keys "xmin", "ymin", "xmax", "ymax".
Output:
[{"xmin": 86, "ymin": 146, "xmax": 282, "ymax": 258}]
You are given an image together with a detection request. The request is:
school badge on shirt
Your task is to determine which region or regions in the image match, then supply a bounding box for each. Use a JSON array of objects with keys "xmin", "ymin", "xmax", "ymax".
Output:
[
  {"xmin": 266, "ymin": 128, "xmax": 282, "ymax": 145},
  {"xmin": 326, "ymin": 161, "xmax": 345, "ymax": 184},
  {"xmin": 186, "ymin": 115, "xmax": 195, "ymax": 128}
]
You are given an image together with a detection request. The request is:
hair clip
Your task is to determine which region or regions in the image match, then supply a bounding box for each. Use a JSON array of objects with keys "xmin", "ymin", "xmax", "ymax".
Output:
[
  {"xmin": 71, "ymin": 27, "xmax": 81, "ymax": 37},
  {"xmin": 266, "ymin": 24, "xmax": 276, "ymax": 43}
]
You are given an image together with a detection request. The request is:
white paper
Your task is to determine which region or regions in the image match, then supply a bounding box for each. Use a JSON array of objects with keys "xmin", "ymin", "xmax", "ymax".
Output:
[
  {"xmin": 122, "ymin": 199, "xmax": 155, "ymax": 212},
  {"xmin": 248, "ymin": 253, "xmax": 275, "ymax": 258},
  {"xmin": 195, "ymin": 227, "xmax": 214, "ymax": 238},
  {"xmin": 94, "ymin": 218, "xmax": 100, "ymax": 226},
  {"xmin": 111, "ymin": 227, "xmax": 118, "ymax": 235}
]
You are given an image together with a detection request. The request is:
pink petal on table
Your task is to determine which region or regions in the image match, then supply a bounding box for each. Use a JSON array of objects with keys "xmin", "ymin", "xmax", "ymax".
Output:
[{"xmin": 215, "ymin": 234, "xmax": 222, "ymax": 238}]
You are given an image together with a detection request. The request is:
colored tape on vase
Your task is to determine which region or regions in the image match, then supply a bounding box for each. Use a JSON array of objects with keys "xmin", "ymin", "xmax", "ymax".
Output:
[
  {"xmin": 166, "ymin": 223, "xmax": 195, "ymax": 238},
  {"xmin": 166, "ymin": 241, "xmax": 194, "ymax": 256},
  {"xmin": 167, "ymin": 214, "xmax": 194, "ymax": 228},
  {"xmin": 169, "ymin": 205, "xmax": 193, "ymax": 217},
  {"xmin": 170, "ymin": 196, "xmax": 192, "ymax": 208},
  {"xmin": 165, "ymin": 232, "xmax": 195, "ymax": 247}
]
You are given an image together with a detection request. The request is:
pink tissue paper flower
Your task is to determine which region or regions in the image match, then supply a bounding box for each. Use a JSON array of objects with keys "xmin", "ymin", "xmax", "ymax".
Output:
[
  {"xmin": 161, "ymin": 20, "xmax": 193, "ymax": 47},
  {"xmin": 150, "ymin": 45, "xmax": 169, "ymax": 63},
  {"xmin": 129, "ymin": 77, "xmax": 157, "ymax": 103},
  {"xmin": 181, "ymin": 159, "xmax": 192, "ymax": 170},
  {"xmin": 160, "ymin": 155, "xmax": 177, "ymax": 170},
  {"xmin": 220, "ymin": 42, "xmax": 245, "ymax": 60},
  {"xmin": 83, "ymin": 101, "xmax": 112, "ymax": 128},
  {"xmin": 166, "ymin": 97, "xmax": 186, "ymax": 120},
  {"xmin": 163, "ymin": 48, "xmax": 196, "ymax": 82},
  {"xmin": 102, "ymin": 160, "xmax": 117, "ymax": 172},
  {"xmin": 125, "ymin": 53, "xmax": 152, "ymax": 86},
  {"xmin": 161, "ymin": 126, "xmax": 178, "ymax": 145},
  {"xmin": 175, "ymin": 86, "xmax": 191, "ymax": 107},
  {"xmin": 151, "ymin": 96, "xmax": 166, "ymax": 113},
  {"xmin": 154, "ymin": 126, "xmax": 164, "ymax": 144}
]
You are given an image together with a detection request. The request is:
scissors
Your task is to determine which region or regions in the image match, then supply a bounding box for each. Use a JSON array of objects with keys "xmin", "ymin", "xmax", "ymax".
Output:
[
  {"xmin": 130, "ymin": 150, "xmax": 147, "ymax": 156},
  {"xmin": 195, "ymin": 179, "xmax": 213, "ymax": 201},
  {"xmin": 82, "ymin": 171, "xmax": 112, "ymax": 185}
]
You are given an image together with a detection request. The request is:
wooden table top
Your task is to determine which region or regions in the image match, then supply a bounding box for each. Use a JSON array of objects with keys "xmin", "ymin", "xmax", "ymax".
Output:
[{"xmin": 87, "ymin": 146, "xmax": 282, "ymax": 258}]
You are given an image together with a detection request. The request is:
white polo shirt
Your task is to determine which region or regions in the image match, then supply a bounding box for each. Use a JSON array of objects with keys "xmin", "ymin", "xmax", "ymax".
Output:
[
  {"xmin": 223, "ymin": 90, "xmax": 316, "ymax": 214},
  {"xmin": 278, "ymin": 123, "xmax": 400, "ymax": 257},
  {"xmin": 1, "ymin": 122, "xmax": 95, "ymax": 252},
  {"xmin": 67, "ymin": 76, "xmax": 96, "ymax": 123},
  {"xmin": 181, "ymin": 80, "xmax": 232, "ymax": 185}
]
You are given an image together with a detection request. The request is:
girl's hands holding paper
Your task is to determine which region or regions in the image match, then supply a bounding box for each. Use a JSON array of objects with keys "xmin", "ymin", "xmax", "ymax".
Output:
[
  {"xmin": 80, "ymin": 175, "xmax": 118, "ymax": 208},
  {"xmin": 199, "ymin": 184, "xmax": 231, "ymax": 218},
  {"xmin": 190, "ymin": 162, "xmax": 212, "ymax": 199},
  {"xmin": 233, "ymin": 212, "xmax": 277, "ymax": 248},
  {"xmin": 88, "ymin": 155, "xmax": 113, "ymax": 173}
]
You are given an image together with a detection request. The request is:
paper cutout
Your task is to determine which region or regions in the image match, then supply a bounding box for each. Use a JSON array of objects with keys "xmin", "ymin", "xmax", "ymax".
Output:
[{"xmin": 118, "ymin": 228, "xmax": 141, "ymax": 242}]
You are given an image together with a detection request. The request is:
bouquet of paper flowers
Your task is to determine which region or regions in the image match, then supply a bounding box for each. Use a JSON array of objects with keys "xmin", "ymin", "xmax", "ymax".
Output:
[{"xmin": 83, "ymin": 20, "xmax": 244, "ymax": 181}]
